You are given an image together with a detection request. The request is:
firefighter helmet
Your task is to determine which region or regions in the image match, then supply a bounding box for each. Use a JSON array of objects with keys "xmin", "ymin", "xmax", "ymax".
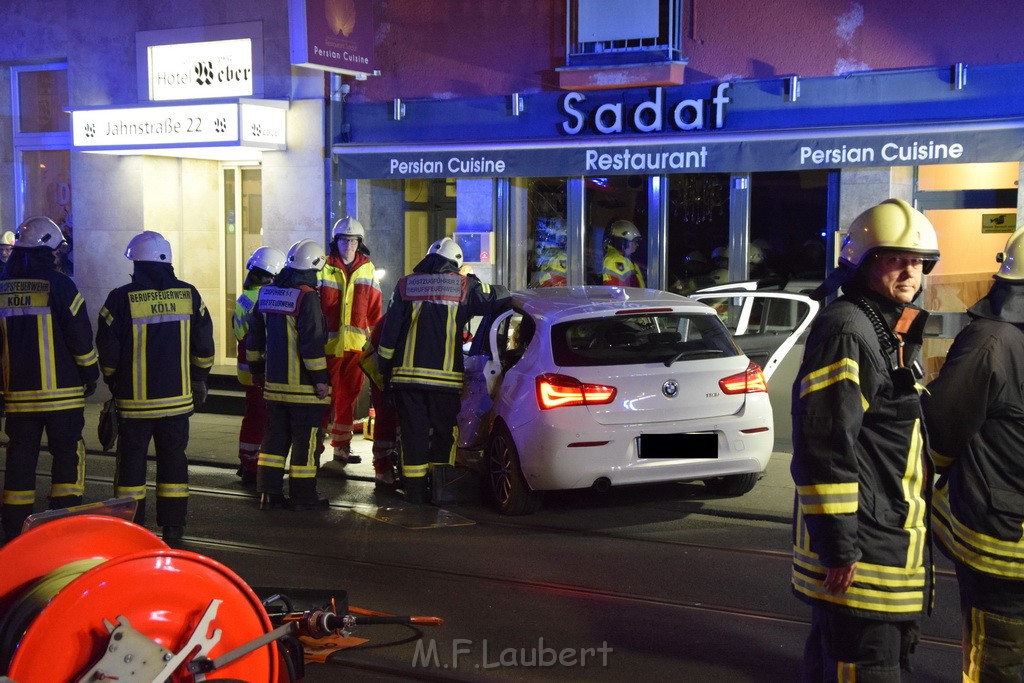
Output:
[
  {"xmin": 246, "ymin": 246, "xmax": 286, "ymax": 276},
  {"xmin": 286, "ymin": 239, "xmax": 327, "ymax": 271},
  {"xmin": 1, "ymin": 230, "xmax": 14, "ymax": 246},
  {"xmin": 608, "ymin": 220, "xmax": 641, "ymax": 242},
  {"xmin": 427, "ymin": 237, "xmax": 464, "ymax": 268},
  {"xmin": 995, "ymin": 227, "xmax": 1024, "ymax": 281},
  {"xmin": 331, "ymin": 216, "xmax": 365, "ymax": 241},
  {"xmin": 14, "ymin": 216, "xmax": 66, "ymax": 249},
  {"xmin": 125, "ymin": 231, "xmax": 172, "ymax": 263},
  {"xmin": 840, "ymin": 198, "xmax": 940, "ymax": 273}
]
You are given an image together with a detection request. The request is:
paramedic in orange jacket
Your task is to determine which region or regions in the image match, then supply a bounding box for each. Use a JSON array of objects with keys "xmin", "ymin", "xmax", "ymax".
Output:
[{"xmin": 318, "ymin": 216, "xmax": 382, "ymax": 465}]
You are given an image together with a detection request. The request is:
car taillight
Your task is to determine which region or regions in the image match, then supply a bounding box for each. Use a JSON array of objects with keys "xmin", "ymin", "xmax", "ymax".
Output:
[
  {"xmin": 536, "ymin": 373, "xmax": 617, "ymax": 410},
  {"xmin": 719, "ymin": 362, "xmax": 768, "ymax": 394}
]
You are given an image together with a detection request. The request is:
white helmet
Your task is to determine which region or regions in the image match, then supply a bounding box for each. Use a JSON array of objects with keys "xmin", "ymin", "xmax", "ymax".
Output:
[
  {"xmin": 246, "ymin": 246, "xmax": 286, "ymax": 275},
  {"xmin": 125, "ymin": 231, "xmax": 172, "ymax": 263},
  {"xmin": 1, "ymin": 231, "xmax": 15, "ymax": 246},
  {"xmin": 286, "ymin": 239, "xmax": 327, "ymax": 271},
  {"xmin": 331, "ymin": 216, "xmax": 365, "ymax": 241},
  {"xmin": 840, "ymin": 198, "xmax": 939, "ymax": 273},
  {"xmin": 14, "ymin": 216, "xmax": 66, "ymax": 249},
  {"xmin": 608, "ymin": 220, "xmax": 641, "ymax": 242},
  {"xmin": 995, "ymin": 227, "xmax": 1024, "ymax": 281},
  {"xmin": 427, "ymin": 237, "xmax": 464, "ymax": 268},
  {"xmin": 748, "ymin": 243, "xmax": 764, "ymax": 265}
]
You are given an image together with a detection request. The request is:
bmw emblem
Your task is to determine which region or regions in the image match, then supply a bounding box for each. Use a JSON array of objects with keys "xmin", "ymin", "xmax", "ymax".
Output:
[{"xmin": 662, "ymin": 379, "xmax": 679, "ymax": 398}]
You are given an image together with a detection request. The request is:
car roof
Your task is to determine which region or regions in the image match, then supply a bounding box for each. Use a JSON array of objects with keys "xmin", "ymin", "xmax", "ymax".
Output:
[{"xmin": 512, "ymin": 286, "xmax": 717, "ymax": 322}]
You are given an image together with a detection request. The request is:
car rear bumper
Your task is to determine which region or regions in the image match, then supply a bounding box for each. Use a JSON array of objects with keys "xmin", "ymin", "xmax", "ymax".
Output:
[{"xmin": 512, "ymin": 406, "xmax": 773, "ymax": 491}]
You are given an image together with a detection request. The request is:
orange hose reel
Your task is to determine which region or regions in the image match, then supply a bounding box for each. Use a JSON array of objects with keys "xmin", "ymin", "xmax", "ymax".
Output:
[{"xmin": 0, "ymin": 515, "xmax": 278, "ymax": 682}]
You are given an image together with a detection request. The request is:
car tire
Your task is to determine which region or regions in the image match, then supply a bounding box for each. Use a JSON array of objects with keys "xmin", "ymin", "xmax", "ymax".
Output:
[
  {"xmin": 487, "ymin": 424, "xmax": 542, "ymax": 515},
  {"xmin": 703, "ymin": 472, "xmax": 759, "ymax": 496}
]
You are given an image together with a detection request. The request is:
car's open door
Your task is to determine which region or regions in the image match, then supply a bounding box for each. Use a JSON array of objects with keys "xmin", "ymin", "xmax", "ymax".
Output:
[
  {"xmin": 690, "ymin": 289, "xmax": 819, "ymax": 446},
  {"xmin": 457, "ymin": 309, "xmax": 516, "ymax": 450},
  {"xmin": 689, "ymin": 290, "xmax": 819, "ymax": 381}
]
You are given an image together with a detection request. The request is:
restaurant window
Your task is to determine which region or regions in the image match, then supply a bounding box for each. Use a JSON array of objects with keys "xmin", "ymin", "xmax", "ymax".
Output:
[
  {"xmin": 749, "ymin": 170, "xmax": 829, "ymax": 285},
  {"xmin": 665, "ymin": 173, "xmax": 730, "ymax": 293},
  {"xmin": 522, "ymin": 178, "xmax": 568, "ymax": 288},
  {"xmin": 12, "ymin": 63, "xmax": 72, "ymax": 274},
  {"xmin": 585, "ymin": 175, "xmax": 648, "ymax": 286}
]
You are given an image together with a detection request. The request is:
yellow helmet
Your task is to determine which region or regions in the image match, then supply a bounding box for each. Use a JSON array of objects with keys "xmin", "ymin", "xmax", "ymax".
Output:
[
  {"xmin": 995, "ymin": 227, "xmax": 1024, "ymax": 281},
  {"xmin": 839, "ymin": 199, "xmax": 940, "ymax": 273}
]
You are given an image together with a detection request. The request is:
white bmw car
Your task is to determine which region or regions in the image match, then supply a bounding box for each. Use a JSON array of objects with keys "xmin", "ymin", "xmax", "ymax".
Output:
[{"xmin": 457, "ymin": 286, "xmax": 818, "ymax": 515}]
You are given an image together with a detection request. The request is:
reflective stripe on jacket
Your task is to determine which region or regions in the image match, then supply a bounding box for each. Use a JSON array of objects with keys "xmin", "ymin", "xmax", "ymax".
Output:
[
  {"xmin": 247, "ymin": 281, "xmax": 329, "ymax": 405},
  {"xmin": 318, "ymin": 253, "xmax": 382, "ymax": 357},
  {"xmin": 97, "ymin": 275, "xmax": 214, "ymax": 419},
  {"xmin": 602, "ymin": 246, "xmax": 645, "ymax": 288},
  {"xmin": 790, "ymin": 292, "xmax": 931, "ymax": 619},
  {"xmin": 0, "ymin": 273, "xmax": 99, "ymax": 413},
  {"xmin": 377, "ymin": 257, "xmax": 510, "ymax": 394},
  {"xmin": 924, "ymin": 316, "xmax": 1024, "ymax": 581},
  {"xmin": 234, "ymin": 286, "xmax": 260, "ymax": 386}
]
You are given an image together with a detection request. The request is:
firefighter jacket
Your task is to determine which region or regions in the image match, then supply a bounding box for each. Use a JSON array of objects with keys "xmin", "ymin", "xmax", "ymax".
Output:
[
  {"xmin": 0, "ymin": 247, "xmax": 99, "ymax": 413},
  {"xmin": 790, "ymin": 282, "xmax": 932, "ymax": 620},
  {"xmin": 602, "ymin": 245, "xmax": 645, "ymax": 288},
  {"xmin": 923, "ymin": 281, "xmax": 1024, "ymax": 582},
  {"xmin": 245, "ymin": 267, "xmax": 329, "ymax": 406},
  {"xmin": 96, "ymin": 262, "xmax": 214, "ymax": 419},
  {"xmin": 377, "ymin": 254, "xmax": 511, "ymax": 394},
  {"xmin": 318, "ymin": 252, "xmax": 382, "ymax": 357},
  {"xmin": 233, "ymin": 285, "xmax": 261, "ymax": 386}
]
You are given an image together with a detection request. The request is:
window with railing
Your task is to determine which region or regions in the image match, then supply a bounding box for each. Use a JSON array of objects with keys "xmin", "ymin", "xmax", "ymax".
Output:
[{"xmin": 565, "ymin": 0, "xmax": 683, "ymax": 66}]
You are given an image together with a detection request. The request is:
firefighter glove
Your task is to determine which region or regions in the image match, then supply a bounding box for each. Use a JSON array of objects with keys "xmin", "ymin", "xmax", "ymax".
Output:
[
  {"xmin": 191, "ymin": 380, "xmax": 208, "ymax": 409},
  {"xmin": 83, "ymin": 381, "xmax": 97, "ymax": 398}
]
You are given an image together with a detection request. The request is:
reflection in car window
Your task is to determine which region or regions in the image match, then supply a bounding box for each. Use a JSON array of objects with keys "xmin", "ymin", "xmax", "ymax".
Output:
[
  {"xmin": 551, "ymin": 312, "xmax": 739, "ymax": 367},
  {"xmin": 496, "ymin": 312, "xmax": 535, "ymax": 370}
]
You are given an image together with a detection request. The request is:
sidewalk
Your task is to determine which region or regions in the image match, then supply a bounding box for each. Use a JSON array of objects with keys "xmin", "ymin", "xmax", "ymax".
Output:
[{"xmin": 79, "ymin": 400, "xmax": 377, "ymax": 479}]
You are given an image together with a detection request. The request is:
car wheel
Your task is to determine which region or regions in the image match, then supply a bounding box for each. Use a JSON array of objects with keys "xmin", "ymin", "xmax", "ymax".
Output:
[
  {"xmin": 703, "ymin": 472, "xmax": 759, "ymax": 496},
  {"xmin": 487, "ymin": 424, "xmax": 542, "ymax": 515}
]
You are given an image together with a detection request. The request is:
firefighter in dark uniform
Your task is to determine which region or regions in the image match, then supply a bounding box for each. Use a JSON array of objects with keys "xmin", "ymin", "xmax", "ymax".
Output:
[
  {"xmin": 96, "ymin": 231, "xmax": 214, "ymax": 542},
  {"xmin": 233, "ymin": 245, "xmax": 286, "ymax": 485},
  {"xmin": 377, "ymin": 237, "xmax": 511, "ymax": 504},
  {"xmin": 923, "ymin": 227, "xmax": 1024, "ymax": 682},
  {"xmin": 791, "ymin": 199, "xmax": 939, "ymax": 681},
  {"xmin": 0, "ymin": 216, "xmax": 98, "ymax": 541},
  {"xmin": 246, "ymin": 239, "xmax": 331, "ymax": 511}
]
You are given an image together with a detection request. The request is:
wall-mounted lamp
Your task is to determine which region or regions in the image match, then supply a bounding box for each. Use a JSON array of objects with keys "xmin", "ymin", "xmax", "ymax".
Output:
[
  {"xmin": 952, "ymin": 62, "xmax": 967, "ymax": 90},
  {"xmin": 392, "ymin": 98, "xmax": 406, "ymax": 121},
  {"xmin": 511, "ymin": 92, "xmax": 525, "ymax": 116},
  {"xmin": 784, "ymin": 75, "xmax": 800, "ymax": 102}
]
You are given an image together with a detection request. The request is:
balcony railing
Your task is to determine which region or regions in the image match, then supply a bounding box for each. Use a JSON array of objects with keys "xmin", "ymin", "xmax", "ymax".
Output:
[{"xmin": 565, "ymin": 0, "xmax": 683, "ymax": 67}]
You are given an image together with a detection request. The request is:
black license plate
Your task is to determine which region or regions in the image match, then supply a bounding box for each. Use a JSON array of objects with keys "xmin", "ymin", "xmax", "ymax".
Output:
[{"xmin": 638, "ymin": 432, "xmax": 718, "ymax": 459}]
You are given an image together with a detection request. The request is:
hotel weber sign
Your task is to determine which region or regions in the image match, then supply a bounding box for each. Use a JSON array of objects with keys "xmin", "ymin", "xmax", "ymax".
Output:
[{"xmin": 148, "ymin": 38, "xmax": 254, "ymax": 100}]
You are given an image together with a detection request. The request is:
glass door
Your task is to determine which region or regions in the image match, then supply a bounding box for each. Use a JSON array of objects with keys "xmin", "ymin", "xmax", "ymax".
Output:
[{"xmin": 221, "ymin": 165, "xmax": 263, "ymax": 366}]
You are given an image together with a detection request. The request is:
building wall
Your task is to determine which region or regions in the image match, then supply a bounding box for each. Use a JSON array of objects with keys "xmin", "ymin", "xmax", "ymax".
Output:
[{"xmin": 349, "ymin": 0, "xmax": 1024, "ymax": 103}]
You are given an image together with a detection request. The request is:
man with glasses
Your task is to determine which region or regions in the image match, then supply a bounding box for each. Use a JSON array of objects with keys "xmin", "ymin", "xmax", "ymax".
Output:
[{"xmin": 791, "ymin": 199, "xmax": 939, "ymax": 681}]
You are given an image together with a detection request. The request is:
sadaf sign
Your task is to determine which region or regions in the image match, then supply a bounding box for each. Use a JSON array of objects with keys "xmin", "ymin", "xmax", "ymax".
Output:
[{"xmin": 289, "ymin": 0, "xmax": 376, "ymax": 76}]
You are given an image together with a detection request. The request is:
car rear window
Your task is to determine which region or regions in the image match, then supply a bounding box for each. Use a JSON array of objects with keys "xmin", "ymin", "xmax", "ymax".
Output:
[{"xmin": 551, "ymin": 312, "xmax": 740, "ymax": 367}]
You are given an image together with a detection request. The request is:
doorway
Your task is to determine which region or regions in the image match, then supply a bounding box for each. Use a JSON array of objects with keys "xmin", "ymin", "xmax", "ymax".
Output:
[{"xmin": 221, "ymin": 165, "xmax": 263, "ymax": 366}]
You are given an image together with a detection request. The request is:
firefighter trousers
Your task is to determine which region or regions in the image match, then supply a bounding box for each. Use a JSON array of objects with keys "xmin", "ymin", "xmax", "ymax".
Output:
[
  {"xmin": 956, "ymin": 563, "xmax": 1024, "ymax": 682},
  {"xmin": 258, "ymin": 402, "xmax": 324, "ymax": 504},
  {"xmin": 802, "ymin": 605, "xmax": 917, "ymax": 682},
  {"xmin": 1, "ymin": 410, "xmax": 86, "ymax": 540},
  {"xmin": 238, "ymin": 384, "xmax": 267, "ymax": 476},
  {"xmin": 323, "ymin": 352, "xmax": 364, "ymax": 452},
  {"xmin": 394, "ymin": 389, "xmax": 459, "ymax": 503},
  {"xmin": 115, "ymin": 415, "xmax": 190, "ymax": 528}
]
